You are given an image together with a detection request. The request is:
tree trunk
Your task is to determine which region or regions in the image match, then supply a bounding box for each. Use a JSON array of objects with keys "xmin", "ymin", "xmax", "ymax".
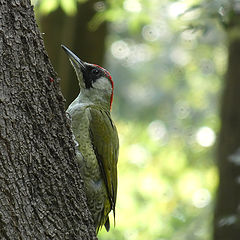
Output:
[
  {"xmin": 0, "ymin": 0, "xmax": 97, "ymax": 239},
  {"xmin": 214, "ymin": 19, "xmax": 240, "ymax": 240},
  {"xmin": 39, "ymin": 0, "xmax": 107, "ymax": 107}
]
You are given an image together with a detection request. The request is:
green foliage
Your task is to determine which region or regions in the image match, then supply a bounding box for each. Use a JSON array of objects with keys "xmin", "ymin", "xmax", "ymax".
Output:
[
  {"xmin": 99, "ymin": 0, "xmax": 226, "ymax": 239},
  {"xmin": 98, "ymin": 121, "xmax": 218, "ymax": 240},
  {"xmin": 180, "ymin": 0, "xmax": 240, "ymax": 30},
  {"xmin": 32, "ymin": 0, "xmax": 87, "ymax": 15}
]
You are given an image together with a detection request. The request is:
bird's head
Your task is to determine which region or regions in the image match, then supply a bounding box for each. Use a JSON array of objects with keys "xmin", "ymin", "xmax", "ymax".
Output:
[{"xmin": 62, "ymin": 45, "xmax": 114, "ymax": 110}]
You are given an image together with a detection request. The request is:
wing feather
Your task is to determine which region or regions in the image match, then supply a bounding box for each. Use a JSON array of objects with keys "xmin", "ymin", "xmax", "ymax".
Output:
[{"xmin": 88, "ymin": 108, "xmax": 119, "ymax": 221}]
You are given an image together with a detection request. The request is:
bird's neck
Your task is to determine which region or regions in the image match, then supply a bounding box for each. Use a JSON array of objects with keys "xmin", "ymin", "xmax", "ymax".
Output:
[{"xmin": 78, "ymin": 88, "xmax": 111, "ymax": 111}]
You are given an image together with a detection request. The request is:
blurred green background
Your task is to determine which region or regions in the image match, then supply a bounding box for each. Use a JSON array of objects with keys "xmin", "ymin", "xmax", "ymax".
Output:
[{"xmin": 32, "ymin": 0, "xmax": 240, "ymax": 239}]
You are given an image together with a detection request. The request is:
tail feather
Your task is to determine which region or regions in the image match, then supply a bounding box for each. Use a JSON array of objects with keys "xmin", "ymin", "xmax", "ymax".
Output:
[
  {"xmin": 104, "ymin": 217, "xmax": 110, "ymax": 232},
  {"xmin": 113, "ymin": 207, "xmax": 116, "ymax": 227}
]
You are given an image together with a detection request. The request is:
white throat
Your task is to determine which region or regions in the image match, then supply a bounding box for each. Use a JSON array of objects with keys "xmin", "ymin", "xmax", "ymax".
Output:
[{"xmin": 79, "ymin": 77, "xmax": 112, "ymax": 111}]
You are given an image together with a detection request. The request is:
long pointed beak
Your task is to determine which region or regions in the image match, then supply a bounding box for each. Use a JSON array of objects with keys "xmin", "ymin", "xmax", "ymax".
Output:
[{"xmin": 61, "ymin": 45, "xmax": 86, "ymax": 70}]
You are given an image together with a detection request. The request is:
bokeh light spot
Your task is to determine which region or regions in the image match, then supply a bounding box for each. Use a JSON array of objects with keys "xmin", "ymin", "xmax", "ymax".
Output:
[
  {"xmin": 229, "ymin": 148, "xmax": 240, "ymax": 166},
  {"xmin": 192, "ymin": 188, "xmax": 211, "ymax": 208},
  {"xmin": 218, "ymin": 215, "xmax": 238, "ymax": 227},
  {"xmin": 127, "ymin": 44, "xmax": 152, "ymax": 64},
  {"xmin": 142, "ymin": 25, "xmax": 160, "ymax": 42},
  {"xmin": 167, "ymin": 2, "xmax": 187, "ymax": 18},
  {"xmin": 128, "ymin": 144, "xmax": 150, "ymax": 167},
  {"xmin": 175, "ymin": 101, "xmax": 190, "ymax": 119},
  {"xmin": 93, "ymin": 1, "xmax": 106, "ymax": 12},
  {"xmin": 196, "ymin": 127, "xmax": 216, "ymax": 147},
  {"xmin": 148, "ymin": 120, "xmax": 167, "ymax": 141},
  {"xmin": 170, "ymin": 48, "xmax": 190, "ymax": 66},
  {"xmin": 123, "ymin": 0, "xmax": 142, "ymax": 12},
  {"xmin": 111, "ymin": 40, "xmax": 130, "ymax": 59}
]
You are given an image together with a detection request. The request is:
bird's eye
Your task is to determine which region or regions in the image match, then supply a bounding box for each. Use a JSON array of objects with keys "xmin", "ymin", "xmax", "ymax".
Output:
[{"xmin": 92, "ymin": 69, "xmax": 100, "ymax": 75}]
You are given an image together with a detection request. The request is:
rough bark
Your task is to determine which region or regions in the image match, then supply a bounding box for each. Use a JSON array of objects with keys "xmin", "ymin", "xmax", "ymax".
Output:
[
  {"xmin": 40, "ymin": 0, "xmax": 107, "ymax": 107},
  {"xmin": 214, "ymin": 23, "xmax": 240, "ymax": 240},
  {"xmin": 0, "ymin": 0, "xmax": 97, "ymax": 239}
]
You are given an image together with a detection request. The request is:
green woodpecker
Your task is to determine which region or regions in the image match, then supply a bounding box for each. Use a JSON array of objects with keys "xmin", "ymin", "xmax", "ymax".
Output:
[{"xmin": 62, "ymin": 45, "xmax": 119, "ymax": 233}]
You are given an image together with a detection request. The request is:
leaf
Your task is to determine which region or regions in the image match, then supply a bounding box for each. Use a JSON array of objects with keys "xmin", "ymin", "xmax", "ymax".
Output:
[
  {"xmin": 39, "ymin": 0, "xmax": 59, "ymax": 15},
  {"xmin": 179, "ymin": 4, "xmax": 202, "ymax": 17},
  {"xmin": 60, "ymin": 0, "xmax": 77, "ymax": 15}
]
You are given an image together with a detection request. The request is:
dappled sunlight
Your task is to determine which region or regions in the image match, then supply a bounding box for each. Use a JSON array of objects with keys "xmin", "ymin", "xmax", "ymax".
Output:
[
  {"xmin": 111, "ymin": 40, "xmax": 130, "ymax": 60},
  {"xmin": 123, "ymin": 0, "xmax": 142, "ymax": 13},
  {"xmin": 167, "ymin": 2, "xmax": 187, "ymax": 18},
  {"xmin": 195, "ymin": 126, "xmax": 216, "ymax": 147},
  {"xmin": 99, "ymin": 0, "xmax": 223, "ymax": 234},
  {"xmin": 98, "ymin": 120, "xmax": 218, "ymax": 239},
  {"xmin": 148, "ymin": 120, "xmax": 167, "ymax": 142},
  {"xmin": 142, "ymin": 25, "xmax": 161, "ymax": 42},
  {"xmin": 128, "ymin": 144, "xmax": 150, "ymax": 167},
  {"xmin": 192, "ymin": 188, "xmax": 211, "ymax": 208},
  {"xmin": 170, "ymin": 47, "xmax": 191, "ymax": 66},
  {"xmin": 111, "ymin": 40, "xmax": 153, "ymax": 64}
]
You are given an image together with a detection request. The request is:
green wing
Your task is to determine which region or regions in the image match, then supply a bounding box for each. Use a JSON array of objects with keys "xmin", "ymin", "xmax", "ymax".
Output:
[{"xmin": 88, "ymin": 107, "xmax": 119, "ymax": 219}]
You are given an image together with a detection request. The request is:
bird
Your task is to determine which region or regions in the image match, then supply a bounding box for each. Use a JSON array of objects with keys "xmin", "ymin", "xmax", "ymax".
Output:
[{"xmin": 62, "ymin": 45, "xmax": 119, "ymax": 233}]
